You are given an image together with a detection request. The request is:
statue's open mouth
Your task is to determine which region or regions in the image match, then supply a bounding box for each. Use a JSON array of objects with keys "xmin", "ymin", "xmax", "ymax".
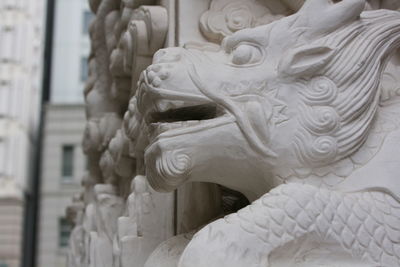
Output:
[
  {"xmin": 138, "ymin": 78, "xmax": 235, "ymax": 144},
  {"xmin": 137, "ymin": 65, "xmax": 278, "ymax": 159},
  {"xmin": 147, "ymin": 103, "xmax": 227, "ymax": 136}
]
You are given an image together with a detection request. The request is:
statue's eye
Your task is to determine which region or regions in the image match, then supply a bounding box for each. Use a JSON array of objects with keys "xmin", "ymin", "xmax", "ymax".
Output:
[{"xmin": 231, "ymin": 43, "xmax": 263, "ymax": 65}]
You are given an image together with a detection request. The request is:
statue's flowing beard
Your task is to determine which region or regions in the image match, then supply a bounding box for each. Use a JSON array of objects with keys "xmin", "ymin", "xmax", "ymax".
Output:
[{"xmin": 188, "ymin": 64, "xmax": 277, "ymax": 160}]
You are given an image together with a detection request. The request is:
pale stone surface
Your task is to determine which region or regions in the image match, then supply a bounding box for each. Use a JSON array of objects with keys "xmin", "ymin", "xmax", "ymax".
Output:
[
  {"xmin": 68, "ymin": 0, "xmax": 400, "ymax": 266},
  {"xmin": 144, "ymin": 233, "xmax": 193, "ymax": 267}
]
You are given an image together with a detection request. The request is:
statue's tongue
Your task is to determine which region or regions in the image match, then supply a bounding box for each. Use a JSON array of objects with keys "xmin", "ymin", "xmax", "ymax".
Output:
[{"xmin": 233, "ymin": 97, "xmax": 275, "ymax": 156}]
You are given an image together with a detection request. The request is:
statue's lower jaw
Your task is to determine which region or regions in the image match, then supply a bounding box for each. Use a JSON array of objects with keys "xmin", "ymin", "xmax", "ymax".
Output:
[
  {"xmin": 144, "ymin": 122, "xmax": 240, "ymax": 192},
  {"xmin": 144, "ymin": 122, "xmax": 275, "ymax": 200}
]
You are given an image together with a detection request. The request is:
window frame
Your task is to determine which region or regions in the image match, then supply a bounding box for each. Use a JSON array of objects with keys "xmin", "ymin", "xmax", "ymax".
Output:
[
  {"xmin": 80, "ymin": 56, "xmax": 88, "ymax": 82},
  {"xmin": 82, "ymin": 10, "xmax": 93, "ymax": 35},
  {"xmin": 61, "ymin": 144, "xmax": 74, "ymax": 182},
  {"xmin": 58, "ymin": 217, "xmax": 73, "ymax": 248}
]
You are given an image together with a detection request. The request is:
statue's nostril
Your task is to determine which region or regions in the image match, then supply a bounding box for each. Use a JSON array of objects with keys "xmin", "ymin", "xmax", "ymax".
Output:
[
  {"xmin": 159, "ymin": 71, "xmax": 170, "ymax": 80},
  {"xmin": 152, "ymin": 77, "xmax": 162, "ymax": 87},
  {"xmin": 151, "ymin": 64, "xmax": 161, "ymax": 72}
]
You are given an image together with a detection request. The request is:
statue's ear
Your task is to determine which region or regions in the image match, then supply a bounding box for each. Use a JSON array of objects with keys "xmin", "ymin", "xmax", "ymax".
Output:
[{"xmin": 278, "ymin": 44, "xmax": 336, "ymax": 78}]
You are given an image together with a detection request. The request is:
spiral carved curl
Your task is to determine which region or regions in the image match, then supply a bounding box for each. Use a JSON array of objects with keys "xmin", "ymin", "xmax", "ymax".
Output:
[
  {"xmin": 155, "ymin": 150, "xmax": 192, "ymax": 187},
  {"xmin": 300, "ymin": 76, "xmax": 338, "ymax": 105},
  {"xmin": 308, "ymin": 136, "xmax": 338, "ymax": 163},
  {"xmin": 295, "ymin": 76, "xmax": 340, "ymax": 166},
  {"xmin": 302, "ymin": 106, "xmax": 340, "ymax": 136}
]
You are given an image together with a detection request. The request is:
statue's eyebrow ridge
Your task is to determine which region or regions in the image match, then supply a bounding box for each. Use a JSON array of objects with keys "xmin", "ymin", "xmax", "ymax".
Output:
[{"xmin": 223, "ymin": 25, "xmax": 271, "ymax": 52}]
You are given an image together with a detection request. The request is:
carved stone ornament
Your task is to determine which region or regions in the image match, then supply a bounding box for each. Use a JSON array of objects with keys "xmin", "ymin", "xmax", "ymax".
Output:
[
  {"xmin": 200, "ymin": 0, "xmax": 284, "ymax": 43},
  {"xmin": 68, "ymin": 0, "xmax": 400, "ymax": 266},
  {"xmin": 69, "ymin": 0, "xmax": 171, "ymax": 266}
]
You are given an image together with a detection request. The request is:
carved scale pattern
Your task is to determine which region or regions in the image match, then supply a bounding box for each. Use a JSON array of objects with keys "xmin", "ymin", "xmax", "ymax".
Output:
[{"xmin": 183, "ymin": 184, "xmax": 400, "ymax": 266}]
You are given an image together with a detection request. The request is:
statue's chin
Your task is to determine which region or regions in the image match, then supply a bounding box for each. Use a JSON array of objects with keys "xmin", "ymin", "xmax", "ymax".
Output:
[
  {"xmin": 145, "ymin": 148, "xmax": 192, "ymax": 192},
  {"xmin": 144, "ymin": 124, "xmax": 277, "ymax": 200}
]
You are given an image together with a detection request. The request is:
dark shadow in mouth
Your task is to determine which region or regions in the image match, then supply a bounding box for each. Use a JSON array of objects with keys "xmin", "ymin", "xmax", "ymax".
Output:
[{"xmin": 149, "ymin": 103, "xmax": 224, "ymax": 123}]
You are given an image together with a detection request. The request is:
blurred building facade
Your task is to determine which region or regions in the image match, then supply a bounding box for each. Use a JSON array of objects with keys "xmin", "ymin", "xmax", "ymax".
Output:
[
  {"xmin": 50, "ymin": 0, "xmax": 92, "ymax": 104},
  {"xmin": 0, "ymin": 1, "xmax": 46, "ymax": 267},
  {"xmin": 36, "ymin": 0, "xmax": 92, "ymax": 266},
  {"xmin": 37, "ymin": 104, "xmax": 86, "ymax": 267}
]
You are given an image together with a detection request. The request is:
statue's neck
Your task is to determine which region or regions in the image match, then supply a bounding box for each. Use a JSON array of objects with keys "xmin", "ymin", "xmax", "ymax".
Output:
[
  {"xmin": 337, "ymin": 127, "xmax": 400, "ymax": 202},
  {"xmin": 273, "ymin": 104, "xmax": 400, "ymax": 198}
]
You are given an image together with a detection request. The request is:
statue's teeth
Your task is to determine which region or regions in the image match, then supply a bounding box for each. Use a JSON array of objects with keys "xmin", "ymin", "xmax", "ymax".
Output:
[
  {"xmin": 184, "ymin": 120, "xmax": 202, "ymax": 126},
  {"xmin": 149, "ymin": 120, "xmax": 204, "ymax": 139}
]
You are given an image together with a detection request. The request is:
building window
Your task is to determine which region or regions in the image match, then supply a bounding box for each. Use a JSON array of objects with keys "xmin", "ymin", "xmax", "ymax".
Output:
[
  {"xmin": 82, "ymin": 10, "xmax": 94, "ymax": 34},
  {"xmin": 59, "ymin": 218, "xmax": 73, "ymax": 248},
  {"xmin": 80, "ymin": 57, "xmax": 88, "ymax": 82},
  {"xmin": 62, "ymin": 145, "xmax": 74, "ymax": 181},
  {"xmin": 3, "ymin": 25, "xmax": 14, "ymax": 32},
  {"xmin": 0, "ymin": 139, "xmax": 4, "ymax": 177}
]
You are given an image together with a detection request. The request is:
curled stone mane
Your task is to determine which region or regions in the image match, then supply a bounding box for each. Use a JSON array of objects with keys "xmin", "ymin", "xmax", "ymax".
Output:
[{"xmin": 292, "ymin": 10, "xmax": 400, "ymax": 167}]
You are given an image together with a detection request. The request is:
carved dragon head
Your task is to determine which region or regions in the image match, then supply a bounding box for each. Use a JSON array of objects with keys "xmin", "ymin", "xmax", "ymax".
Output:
[{"xmin": 134, "ymin": 0, "xmax": 400, "ymax": 200}]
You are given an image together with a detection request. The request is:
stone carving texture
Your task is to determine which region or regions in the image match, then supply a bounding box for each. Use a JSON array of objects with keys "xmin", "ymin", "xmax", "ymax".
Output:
[
  {"xmin": 67, "ymin": 0, "xmax": 171, "ymax": 266},
  {"xmin": 67, "ymin": 0, "xmax": 400, "ymax": 266},
  {"xmin": 200, "ymin": 0, "xmax": 283, "ymax": 43}
]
